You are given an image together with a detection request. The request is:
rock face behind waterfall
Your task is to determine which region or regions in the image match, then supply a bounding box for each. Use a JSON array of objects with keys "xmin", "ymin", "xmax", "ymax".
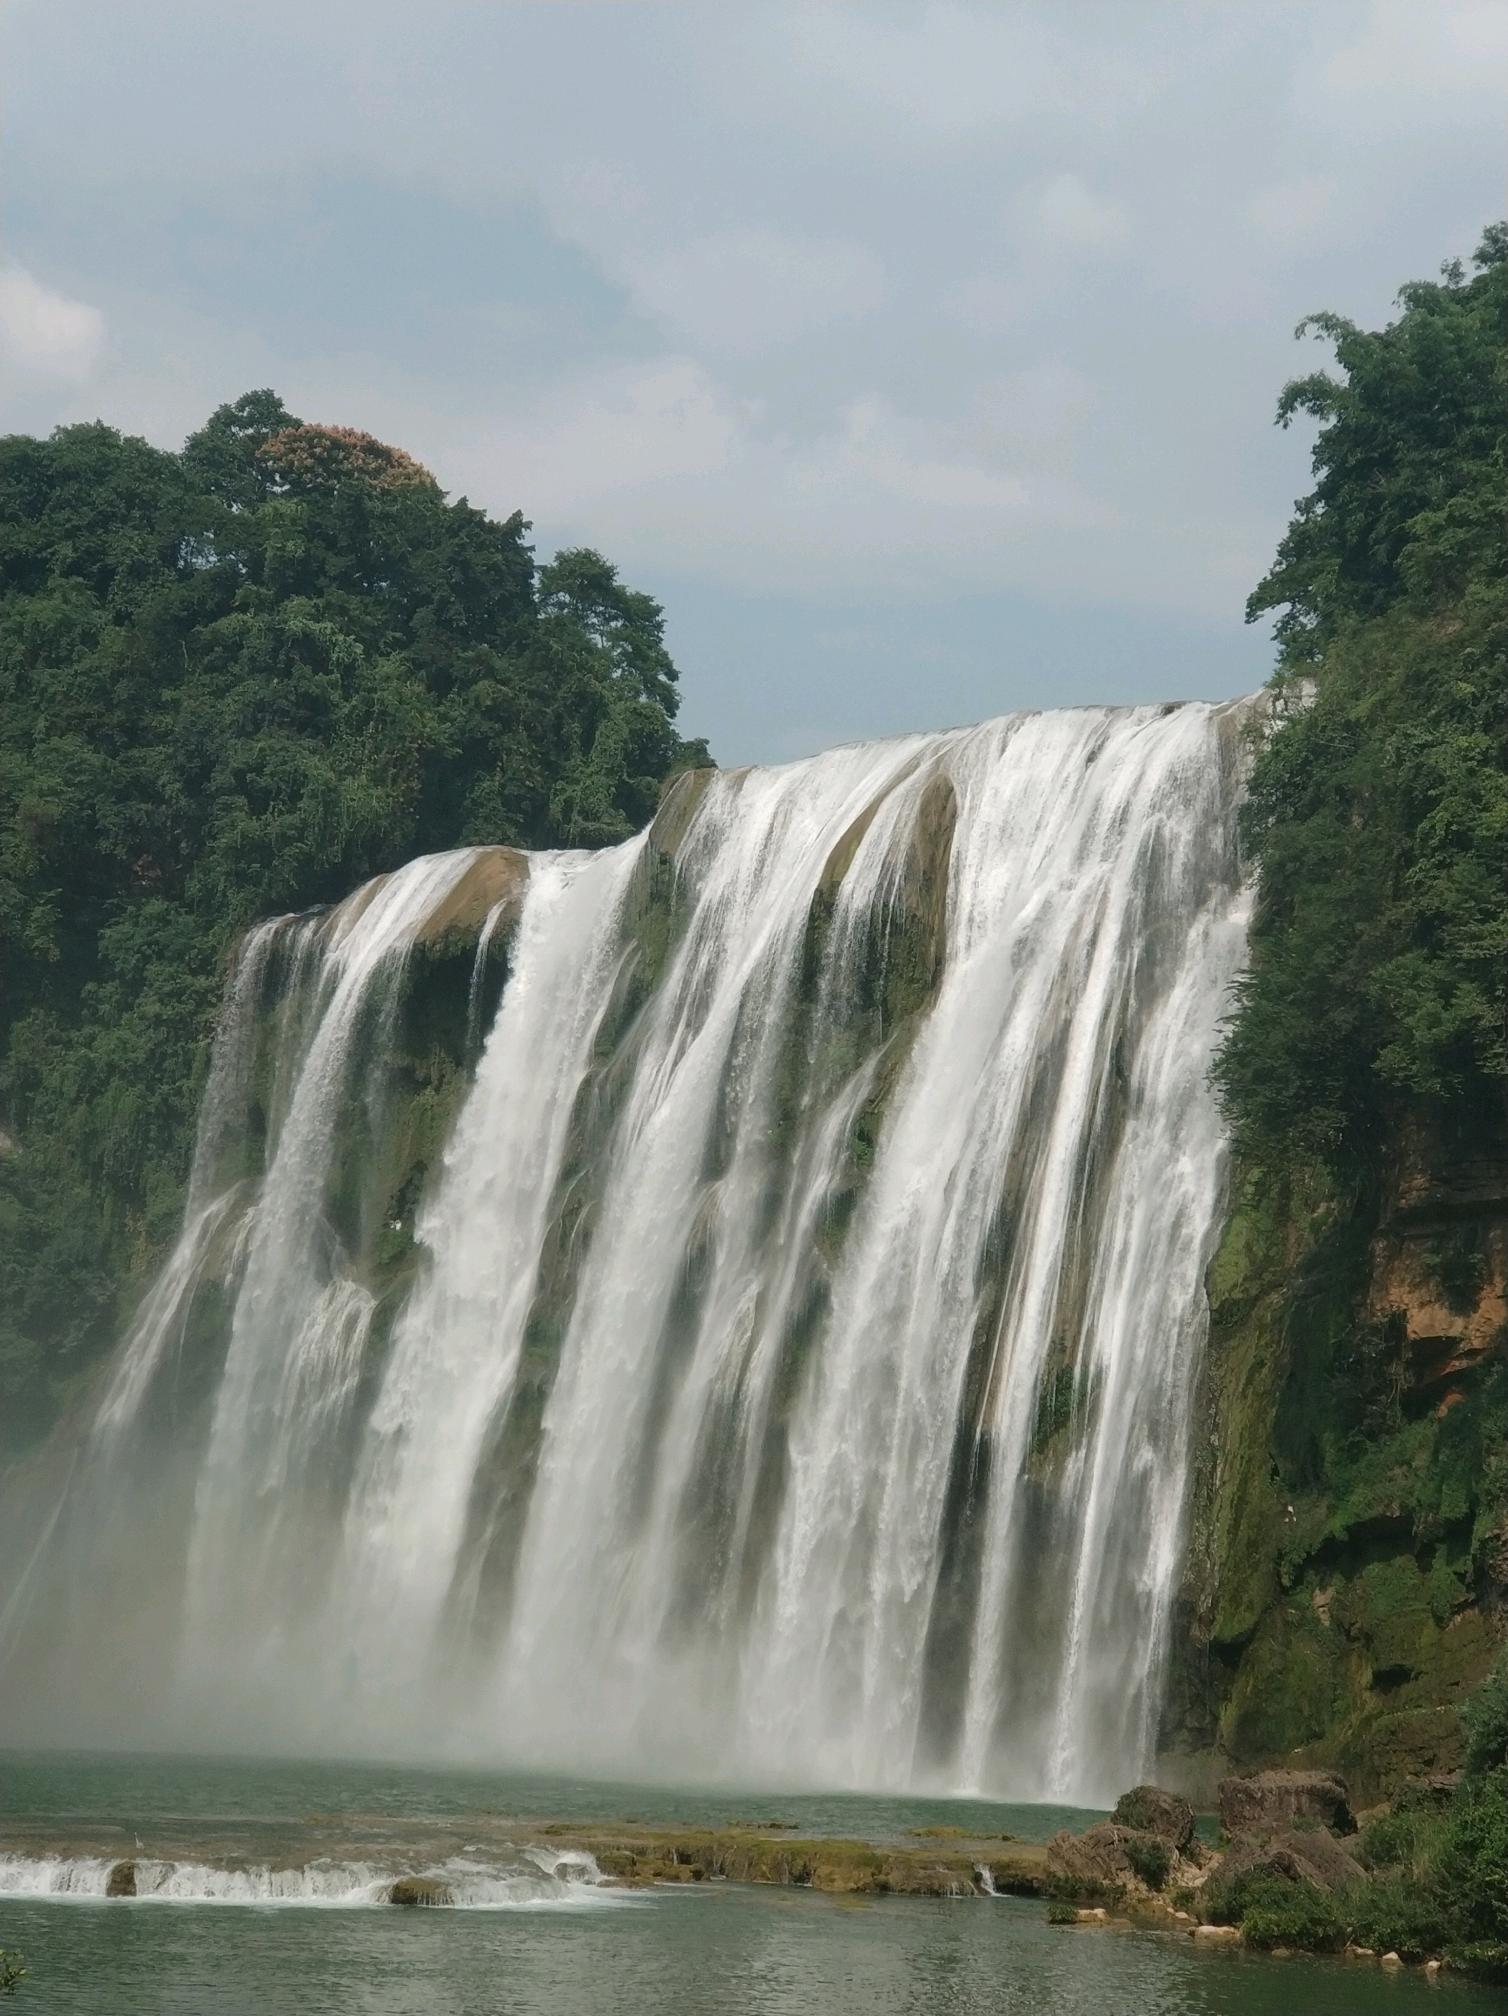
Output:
[{"xmin": 0, "ymin": 703, "xmax": 1254, "ymax": 1801}]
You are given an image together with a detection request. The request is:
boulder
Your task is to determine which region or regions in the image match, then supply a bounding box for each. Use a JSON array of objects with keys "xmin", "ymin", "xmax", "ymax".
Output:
[
  {"xmin": 1111, "ymin": 1785, "xmax": 1197, "ymax": 1853},
  {"xmin": 1047, "ymin": 1823, "xmax": 1127, "ymax": 1891},
  {"xmin": 386, "ymin": 1876, "xmax": 454, "ymax": 1907},
  {"xmin": 1218, "ymin": 1769, "xmax": 1355, "ymax": 1839},
  {"xmin": 1046, "ymin": 1822, "xmax": 1169, "ymax": 1893},
  {"xmin": 105, "ymin": 1859, "xmax": 136, "ymax": 1898}
]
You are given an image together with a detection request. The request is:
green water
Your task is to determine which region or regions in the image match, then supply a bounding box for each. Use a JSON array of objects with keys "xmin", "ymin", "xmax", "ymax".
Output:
[
  {"xmin": 1, "ymin": 1753, "xmax": 1496, "ymax": 2016},
  {"xmin": 0, "ymin": 1749, "xmax": 1101, "ymax": 1845}
]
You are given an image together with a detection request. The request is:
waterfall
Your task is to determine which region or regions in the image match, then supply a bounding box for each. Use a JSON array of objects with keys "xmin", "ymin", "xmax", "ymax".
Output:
[{"xmin": 0, "ymin": 702, "xmax": 1252, "ymax": 1804}]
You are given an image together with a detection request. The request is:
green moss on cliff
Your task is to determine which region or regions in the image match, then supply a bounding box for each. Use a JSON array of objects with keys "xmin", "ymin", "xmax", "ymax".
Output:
[{"xmin": 1181, "ymin": 1149, "xmax": 1506, "ymax": 1793}]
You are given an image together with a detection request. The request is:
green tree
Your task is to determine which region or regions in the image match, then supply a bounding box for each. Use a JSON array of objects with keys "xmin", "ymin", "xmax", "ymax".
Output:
[
  {"xmin": 0, "ymin": 393, "xmax": 709, "ymax": 1442},
  {"xmin": 1216, "ymin": 226, "xmax": 1507, "ymax": 1168}
]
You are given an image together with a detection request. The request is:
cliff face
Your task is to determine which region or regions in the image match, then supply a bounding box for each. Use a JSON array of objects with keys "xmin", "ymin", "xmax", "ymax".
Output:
[{"xmin": 1171, "ymin": 1117, "xmax": 1508, "ymax": 1798}]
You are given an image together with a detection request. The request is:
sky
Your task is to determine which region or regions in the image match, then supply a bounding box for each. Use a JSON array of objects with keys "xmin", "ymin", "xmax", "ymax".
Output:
[{"xmin": 1, "ymin": 3, "xmax": 1503, "ymax": 766}]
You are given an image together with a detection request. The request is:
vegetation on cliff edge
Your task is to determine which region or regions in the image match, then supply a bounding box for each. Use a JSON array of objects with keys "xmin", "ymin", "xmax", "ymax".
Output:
[
  {"xmin": 1216, "ymin": 223, "xmax": 1506, "ymax": 1169},
  {"xmin": 0, "ymin": 392, "xmax": 709, "ymax": 1442},
  {"xmin": 1187, "ymin": 225, "xmax": 1507, "ymax": 1801}
]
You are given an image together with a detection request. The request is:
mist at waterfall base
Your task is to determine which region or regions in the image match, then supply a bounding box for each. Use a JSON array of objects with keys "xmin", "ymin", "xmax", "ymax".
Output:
[{"xmin": 1, "ymin": 702, "xmax": 1252, "ymax": 1807}]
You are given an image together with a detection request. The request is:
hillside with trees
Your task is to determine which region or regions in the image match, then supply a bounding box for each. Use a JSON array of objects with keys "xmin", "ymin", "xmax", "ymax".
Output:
[
  {"xmin": 0, "ymin": 392, "xmax": 708, "ymax": 1442},
  {"xmin": 1180, "ymin": 222, "xmax": 1507, "ymax": 1830}
]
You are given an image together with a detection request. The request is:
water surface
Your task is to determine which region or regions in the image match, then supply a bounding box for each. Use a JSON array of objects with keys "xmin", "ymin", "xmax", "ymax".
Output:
[
  {"xmin": 0, "ymin": 1752, "xmax": 1490, "ymax": 2015},
  {"xmin": 2, "ymin": 1883, "xmax": 1493, "ymax": 2016}
]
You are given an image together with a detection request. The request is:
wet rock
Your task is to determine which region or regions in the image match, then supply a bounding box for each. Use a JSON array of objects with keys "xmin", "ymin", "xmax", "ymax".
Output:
[
  {"xmin": 1192, "ymin": 1923, "xmax": 1241, "ymax": 1943},
  {"xmin": 1111, "ymin": 1785, "xmax": 1197, "ymax": 1853},
  {"xmin": 387, "ymin": 1876, "xmax": 454, "ymax": 1907},
  {"xmin": 646, "ymin": 768, "xmax": 715, "ymax": 860},
  {"xmin": 1218, "ymin": 1769, "xmax": 1355, "ymax": 1839},
  {"xmin": 105, "ymin": 1860, "xmax": 136, "ymax": 1898},
  {"xmin": 410, "ymin": 847, "xmax": 529, "ymax": 951}
]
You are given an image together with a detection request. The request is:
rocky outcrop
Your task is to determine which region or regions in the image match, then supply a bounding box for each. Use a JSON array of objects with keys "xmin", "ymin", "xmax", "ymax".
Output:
[
  {"xmin": 1045, "ymin": 1819, "xmax": 1188, "ymax": 1900},
  {"xmin": 1219, "ymin": 1769, "xmax": 1355, "ymax": 1839},
  {"xmin": 105, "ymin": 1859, "xmax": 136, "ymax": 1897},
  {"xmin": 1046, "ymin": 1823, "xmax": 1144, "ymax": 1893},
  {"xmin": 645, "ymin": 766, "xmax": 715, "ymax": 861},
  {"xmin": 1111, "ymin": 1785, "xmax": 1196, "ymax": 1853},
  {"xmin": 386, "ymin": 1876, "xmax": 454, "ymax": 1907},
  {"xmin": 410, "ymin": 847, "xmax": 529, "ymax": 952}
]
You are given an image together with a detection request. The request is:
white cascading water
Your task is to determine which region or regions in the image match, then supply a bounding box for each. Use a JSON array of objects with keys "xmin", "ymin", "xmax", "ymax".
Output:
[
  {"xmin": 0, "ymin": 1850, "xmax": 616, "ymax": 1910},
  {"xmin": 0, "ymin": 702, "xmax": 1252, "ymax": 1805}
]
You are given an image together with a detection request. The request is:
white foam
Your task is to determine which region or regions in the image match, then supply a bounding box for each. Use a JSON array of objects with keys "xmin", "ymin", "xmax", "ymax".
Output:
[{"xmin": 0, "ymin": 1848, "xmax": 627, "ymax": 1912}]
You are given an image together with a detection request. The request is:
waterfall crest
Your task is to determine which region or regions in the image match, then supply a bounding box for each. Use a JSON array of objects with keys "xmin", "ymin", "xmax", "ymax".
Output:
[{"xmin": 0, "ymin": 702, "xmax": 1252, "ymax": 1803}]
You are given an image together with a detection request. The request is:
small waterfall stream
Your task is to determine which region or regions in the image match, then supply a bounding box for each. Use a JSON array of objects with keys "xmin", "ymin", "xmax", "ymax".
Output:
[{"xmin": 0, "ymin": 702, "xmax": 1252, "ymax": 1803}]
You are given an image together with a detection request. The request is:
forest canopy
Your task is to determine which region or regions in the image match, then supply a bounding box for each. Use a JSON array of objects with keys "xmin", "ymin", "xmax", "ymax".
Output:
[
  {"xmin": 0, "ymin": 391, "xmax": 708, "ymax": 1438},
  {"xmin": 1216, "ymin": 225, "xmax": 1507, "ymax": 1171}
]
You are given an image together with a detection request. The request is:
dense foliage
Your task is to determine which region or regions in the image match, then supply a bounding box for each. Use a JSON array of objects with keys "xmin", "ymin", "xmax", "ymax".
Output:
[
  {"xmin": 1215, "ymin": 225, "xmax": 1507, "ymax": 1168},
  {"xmin": 1343, "ymin": 1658, "xmax": 1508, "ymax": 1977},
  {"xmin": 0, "ymin": 392, "xmax": 708, "ymax": 1440},
  {"xmin": 1200, "ymin": 223, "xmax": 1508, "ymax": 1976}
]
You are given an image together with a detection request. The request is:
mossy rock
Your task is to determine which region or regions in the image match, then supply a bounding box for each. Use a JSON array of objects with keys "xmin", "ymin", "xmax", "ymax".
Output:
[
  {"xmin": 410, "ymin": 847, "xmax": 529, "ymax": 954},
  {"xmin": 646, "ymin": 766, "xmax": 715, "ymax": 860},
  {"xmin": 1219, "ymin": 1603, "xmax": 1350, "ymax": 1761}
]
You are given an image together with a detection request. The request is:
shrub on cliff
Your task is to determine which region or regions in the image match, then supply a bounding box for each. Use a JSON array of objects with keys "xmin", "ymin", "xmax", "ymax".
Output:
[
  {"xmin": 1347, "ymin": 1655, "xmax": 1508, "ymax": 1976},
  {"xmin": 1462, "ymin": 1646, "xmax": 1508, "ymax": 1775},
  {"xmin": 1122, "ymin": 1834, "xmax": 1171, "ymax": 1890},
  {"xmin": 1234, "ymin": 1875, "xmax": 1346, "ymax": 1953},
  {"xmin": 1433, "ymin": 1768, "xmax": 1508, "ymax": 1976}
]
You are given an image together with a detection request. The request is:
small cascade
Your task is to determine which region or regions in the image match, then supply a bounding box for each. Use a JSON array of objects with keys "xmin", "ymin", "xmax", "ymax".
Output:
[
  {"xmin": 0, "ymin": 702, "xmax": 1253, "ymax": 1803},
  {"xmin": 0, "ymin": 1850, "xmax": 617, "ymax": 1909}
]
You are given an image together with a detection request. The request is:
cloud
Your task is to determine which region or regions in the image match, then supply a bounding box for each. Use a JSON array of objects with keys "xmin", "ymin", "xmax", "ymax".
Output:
[
  {"xmin": 751, "ymin": 2, "xmax": 1166, "ymax": 152},
  {"xmin": 628, "ymin": 229, "xmax": 889, "ymax": 358},
  {"xmin": 1246, "ymin": 175, "xmax": 1339, "ymax": 249},
  {"xmin": 442, "ymin": 361, "xmax": 1124, "ymax": 611},
  {"xmin": 471, "ymin": 357, "xmax": 745, "ymax": 515},
  {"xmin": 1318, "ymin": 0, "xmax": 1508, "ymax": 112},
  {"xmin": 971, "ymin": 362, "xmax": 1096, "ymax": 456},
  {"xmin": 0, "ymin": 263, "xmax": 105, "ymax": 379},
  {"xmin": 1019, "ymin": 173, "xmax": 1130, "ymax": 251},
  {"xmin": 0, "ymin": 0, "xmax": 1501, "ymax": 757}
]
